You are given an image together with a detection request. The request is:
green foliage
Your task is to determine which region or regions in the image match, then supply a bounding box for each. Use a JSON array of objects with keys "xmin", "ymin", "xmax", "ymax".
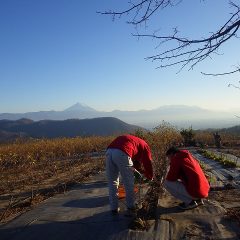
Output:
[
  {"xmin": 198, "ymin": 160, "xmax": 207, "ymax": 171},
  {"xmin": 197, "ymin": 149, "xmax": 237, "ymax": 168},
  {"xmin": 180, "ymin": 127, "xmax": 195, "ymax": 146}
]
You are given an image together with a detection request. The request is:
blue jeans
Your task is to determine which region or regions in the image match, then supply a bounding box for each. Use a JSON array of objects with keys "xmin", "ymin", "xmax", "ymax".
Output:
[{"xmin": 106, "ymin": 148, "xmax": 135, "ymax": 210}]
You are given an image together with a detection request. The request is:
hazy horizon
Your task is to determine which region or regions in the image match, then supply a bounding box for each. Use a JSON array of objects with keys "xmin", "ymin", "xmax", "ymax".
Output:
[
  {"xmin": 1, "ymin": 102, "xmax": 240, "ymax": 114},
  {"xmin": 0, "ymin": 102, "xmax": 240, "ymax": 114},
  {"xmin": 1, "ymin": 103, "xmax": 239, "ymax": 130}
]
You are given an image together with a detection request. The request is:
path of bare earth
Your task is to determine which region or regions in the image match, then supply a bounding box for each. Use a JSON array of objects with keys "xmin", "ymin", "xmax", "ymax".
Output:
[{"xmin": 0, "ymin": 149, "xmax": 240, "ymax": 240}]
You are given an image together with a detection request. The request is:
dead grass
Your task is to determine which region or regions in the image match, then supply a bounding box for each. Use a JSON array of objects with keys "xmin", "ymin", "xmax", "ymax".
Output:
[
  {"xmin": 130, "ymin": 122, "xmax": 182, "ymax": 230},
  {"xmin": 0, "ymin": 136, "xmax": 113, "ymax": 224},
  {"xmin": 0, "ymin": 156, "xmax": 105, "ymax": 224}
]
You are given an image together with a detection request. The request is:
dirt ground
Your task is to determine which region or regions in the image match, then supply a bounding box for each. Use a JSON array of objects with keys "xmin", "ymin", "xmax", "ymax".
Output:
[{"xmin": 156, "ymin": 188, "xmax": 240, "ymax": 240}]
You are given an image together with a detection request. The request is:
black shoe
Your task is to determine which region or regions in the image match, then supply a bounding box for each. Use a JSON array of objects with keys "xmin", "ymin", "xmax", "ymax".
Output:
[
  {"xmin": 178, "ymin": 200, "xmax": 198, "ymax": 210},
  {"xmin": 195, "ymin": 199, "xmax": 204, "ymax": 206},
  {"xmin": 111, "ymin": 207, "xmax": 120, "ymax": 215}
]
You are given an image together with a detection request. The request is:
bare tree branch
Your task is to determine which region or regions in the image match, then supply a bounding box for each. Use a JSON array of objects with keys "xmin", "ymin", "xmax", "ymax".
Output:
[
  {"xmin": 135, "ymin": 14, "xmax": 240, "ymax": 70},
  {"xmin": 228, "ymin": 81, "xmax": 240, "ymax": 90},
  {"xmin": 201, "ymin": 68, "xmax": 240, "ymax": 76},
  {"xmin": 97, "ymin": 0, "xmax": 182, "ymax": 25},
  {"xmin": 99, "ymin": 0, "xmax": 240, "ymax": 74}
]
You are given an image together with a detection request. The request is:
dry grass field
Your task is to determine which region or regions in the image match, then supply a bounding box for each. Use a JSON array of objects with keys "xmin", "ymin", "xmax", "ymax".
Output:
[
  {"xmin": 0, "ymin": 136, "xmax": 114, "ymax": 223},
  {"xmin": 1, "ymin": 123, "xmax": 239, "ymax": 230}
]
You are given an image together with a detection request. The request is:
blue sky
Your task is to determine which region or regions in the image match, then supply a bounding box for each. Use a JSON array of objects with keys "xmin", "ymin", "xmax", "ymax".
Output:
[{"xmin": 0, "ymin": 0, "xmax": 239, "ymax": 113}]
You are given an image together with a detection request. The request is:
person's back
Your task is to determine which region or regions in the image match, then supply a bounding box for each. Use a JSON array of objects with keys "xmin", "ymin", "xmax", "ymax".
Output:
[
  {"xmin": 108, "ymin": 134, "xmax": 148, "ymax": 157},
  {"xmin": 165, "ymin": 147, "xmax": 210, "ymax": 210},
  {"xmin": 106, "ymin": 134, "xmax": 153, "ymax": 215},
  {"xmin": 168, "ymin": 150, "xmax": 209, "ymax": 198},
  {"xmin": 107, "ymin": 135, "xmax": 153, "ymax": 179}
]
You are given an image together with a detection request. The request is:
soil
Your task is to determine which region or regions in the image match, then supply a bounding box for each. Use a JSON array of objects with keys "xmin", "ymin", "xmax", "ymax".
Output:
[{"xmin": 156, "ymin": 188, "xmax": 240, "ymax": 239}]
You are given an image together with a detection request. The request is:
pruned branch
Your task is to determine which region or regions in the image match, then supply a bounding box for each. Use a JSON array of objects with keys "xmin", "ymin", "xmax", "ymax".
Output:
[
  {"xmin": 134, "ymin": 13, "xmax": 240, "ymax": 70},
  {"xmin": 201, "ymin": 67, "xmax": 240, "ymax": 76},
  {"xmin": 228, "ymin": 81, "xmax": 240, "ymax": 90},
  {"xmin": 97, "ymin": 0, "xmax": 182, "ymax": 25},
  {"xmin": 99, "ymin": 0, "xmax": 240, "ymax": 73}
]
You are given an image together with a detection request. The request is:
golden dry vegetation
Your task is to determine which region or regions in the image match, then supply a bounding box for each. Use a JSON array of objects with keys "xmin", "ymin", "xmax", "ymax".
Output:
[
  {"xmin": 0, "ymin": 136, "xmax": 114, "ymax": 193},
  {"xmin": 1, "ymin": 123, "xmax": 239, "ymax": 225},
  {"xmin": 0, "ymin": 136, "xmax": 114, "ymax": 222}
]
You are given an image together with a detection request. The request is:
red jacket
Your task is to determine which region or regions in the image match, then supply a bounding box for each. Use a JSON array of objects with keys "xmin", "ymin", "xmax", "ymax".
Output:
[
  {"xmin": 166, "ymin": 150, "xmax": 210, "ymax": 198},
  {"xmin": 107, "ymin": 135, "xmax": 153, "ymax": 180}
]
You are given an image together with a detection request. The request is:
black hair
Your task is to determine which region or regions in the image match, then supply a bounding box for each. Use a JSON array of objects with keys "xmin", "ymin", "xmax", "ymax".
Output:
[{"xmin": 166, "ymin": 146, "xmax": 179, "ymax": 156}]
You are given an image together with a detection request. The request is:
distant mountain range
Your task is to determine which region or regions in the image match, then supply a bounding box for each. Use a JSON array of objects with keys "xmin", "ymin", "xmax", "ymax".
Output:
[
  {"xmin": 0, "ymin": 117, "xmax": 140, "ymax": 142},
  {"xmin": 0, "ymin": 103, "xmax": 239, "ymax": 129}
]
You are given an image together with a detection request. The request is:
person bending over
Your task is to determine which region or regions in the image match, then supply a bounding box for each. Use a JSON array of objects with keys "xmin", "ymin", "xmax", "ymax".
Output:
[
  {"xmin": 164, "ymin": 146, "xmax": 210, "ymax": 210},
  {"xmin": 106, "ymin": 135, "xmax": 153, "ymax": 216}
]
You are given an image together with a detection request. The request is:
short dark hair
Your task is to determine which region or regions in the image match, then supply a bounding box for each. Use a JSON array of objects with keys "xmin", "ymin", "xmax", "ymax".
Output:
[{"xmin": 166, "ymin": 146, "xmax": 179, "ymax": 156}]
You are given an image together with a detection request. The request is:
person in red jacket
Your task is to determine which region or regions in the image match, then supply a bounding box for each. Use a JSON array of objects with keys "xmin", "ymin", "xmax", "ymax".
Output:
[
  {"xmin": 164, "ymin": 146, "xmax": 210, "ymax": 210},
  {"xmin": 106, "ymin": 135, "xmax": 153, "ymax": 216}
]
